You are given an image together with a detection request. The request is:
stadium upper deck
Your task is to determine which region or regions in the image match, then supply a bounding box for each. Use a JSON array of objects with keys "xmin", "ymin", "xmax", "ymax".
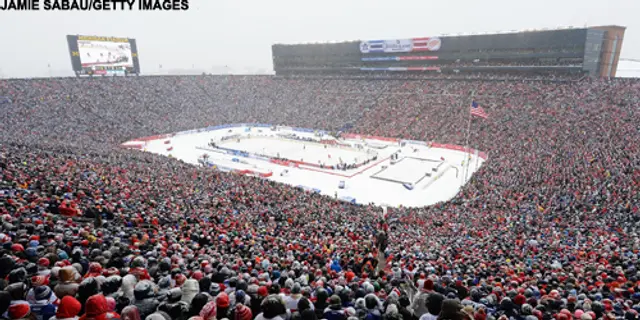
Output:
[{"xmin": 272, "ymin": 26, "xmax": 625, "ymax": 78}]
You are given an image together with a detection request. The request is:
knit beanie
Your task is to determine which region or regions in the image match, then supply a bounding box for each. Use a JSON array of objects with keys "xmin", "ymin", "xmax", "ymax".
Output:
[
  {"xmin": 34, "ymin": 286, "xmax": 53, "ymax": 301},
  {"xmin": 234, "ymin": 304, "xmax": 252, "ymax": 320},
  {"xmin": 200, "ymin": 300, "xmax": 217, "ymax": 320}
]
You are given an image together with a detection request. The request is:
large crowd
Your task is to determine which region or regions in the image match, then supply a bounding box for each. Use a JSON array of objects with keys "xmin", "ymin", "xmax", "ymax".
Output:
[{"xmin": 0, "ymin": 74, "xmax": 639, "ymax": 320}]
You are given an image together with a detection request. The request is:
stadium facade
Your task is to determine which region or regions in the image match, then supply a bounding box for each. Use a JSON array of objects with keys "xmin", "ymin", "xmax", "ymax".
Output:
[{"xmin": 272, "ymin": 26, "xmax": 625, "ymax": 78}]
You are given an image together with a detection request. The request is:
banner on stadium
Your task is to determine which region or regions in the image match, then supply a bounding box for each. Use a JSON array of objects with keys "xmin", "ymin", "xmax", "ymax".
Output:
[
  {"xmin": 407, "ymin": 66, "xmax": 441, "ymax": 71},
  {"xmin": 400, "ymin": 56, "xmax": 439, "ymax": 61},
  {"xmin": 360, "ymin": 67, "xmax": 440, "ymax": 72},
  {"xmin": 359, "ymin": 40, "xmax": 386, "ymax": 53},
  {"xmin": 360, "ymin": 39, "xmax": 412, "ymax": 53},
  {"xmin": 411, "ymin": 37, "xmax": 442, "ymax": 51},
  {"xmin": 360, "ymin": 37, "xmax": 442, "ymax": 53},
  {"xmin": 361, "ymin": 56, "xmax": 438, "ymax": 62},
  {"xmin": 361, "ymin": 67, "xmax": 408, "ymax": 71}
]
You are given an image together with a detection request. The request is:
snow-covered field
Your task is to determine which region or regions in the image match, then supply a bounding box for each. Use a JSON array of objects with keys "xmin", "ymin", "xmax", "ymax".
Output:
[{"xmin": 128, "ymin": 125, "xmax": 486, "ymax": 207}]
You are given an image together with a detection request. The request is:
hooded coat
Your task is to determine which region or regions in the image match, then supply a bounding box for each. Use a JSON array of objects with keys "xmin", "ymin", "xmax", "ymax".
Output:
[
  {"xmin": 54, "ymin": 267, "xmax": 79, "ymax": 299},
  {"xmin": 49, "ymin": 296, "xmax": 82, "ymax": 320},
  {"xmin": 133, "ymin": 281, "xmax": 159, "ymax": 319},
  {"xmin": 121, "ymin": 275, "xmax": 138, "ymax": 301},
  {"xmin": 181, "ymin": 279, "xmax": 200, "ymax": 305}
]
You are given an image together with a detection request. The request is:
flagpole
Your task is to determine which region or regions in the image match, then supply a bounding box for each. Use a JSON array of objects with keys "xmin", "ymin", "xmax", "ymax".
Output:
[{"xmin": 463, "ymin": 91, "xmax": 475, "ymax": 184}]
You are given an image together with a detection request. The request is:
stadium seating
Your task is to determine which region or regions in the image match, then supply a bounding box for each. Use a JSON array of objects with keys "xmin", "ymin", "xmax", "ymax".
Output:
[{"xmin": 0, "ymin": 75, "xmax": 638, "ymax": 320}]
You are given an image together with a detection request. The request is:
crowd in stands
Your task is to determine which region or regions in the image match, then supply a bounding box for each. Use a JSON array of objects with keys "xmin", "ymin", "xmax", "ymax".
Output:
[{"xmin": 0, "ymin": 74, "xmax": 639, "ymax": 320}]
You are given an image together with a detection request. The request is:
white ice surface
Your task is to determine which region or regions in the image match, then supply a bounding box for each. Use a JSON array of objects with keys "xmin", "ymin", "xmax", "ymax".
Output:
[
  {"xmin": 372, "ymin": 157, "xmax": 440, "ymax": 184},
  {"xmin": 139, "ymin": 126, "xmax": 485, "ymax": 208},
  {"xmin": 218, "ymin": 137, "xmax": 374, "ymax": 167}
]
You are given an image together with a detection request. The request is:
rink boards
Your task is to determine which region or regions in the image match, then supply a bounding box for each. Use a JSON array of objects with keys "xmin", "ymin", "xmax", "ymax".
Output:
[{"xmin": 124, "ymin": 124, "xmax": 486, "ymax": 207}]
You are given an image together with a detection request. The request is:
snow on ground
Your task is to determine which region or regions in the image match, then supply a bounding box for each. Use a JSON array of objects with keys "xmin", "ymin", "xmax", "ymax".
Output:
[{"xmin": 137, "ymin": 125, "xmax": 485, "ymax": 208}]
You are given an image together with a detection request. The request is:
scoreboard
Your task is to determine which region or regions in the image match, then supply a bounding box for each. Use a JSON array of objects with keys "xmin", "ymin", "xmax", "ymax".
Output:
[{"xmin": 67, "ymin": 35, "xmax": 141, "ymax": 76}]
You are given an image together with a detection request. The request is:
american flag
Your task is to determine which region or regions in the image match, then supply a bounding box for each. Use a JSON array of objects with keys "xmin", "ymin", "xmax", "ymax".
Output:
[{"xmin": 470, "ymin": 101, "xmax": 488, "ymax": 119}]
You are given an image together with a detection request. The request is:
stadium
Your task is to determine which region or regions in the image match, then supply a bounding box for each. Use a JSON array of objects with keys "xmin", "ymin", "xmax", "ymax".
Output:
[{"xmin": 0, "ymin": 21, "xmax": 639, "ymax": 320}]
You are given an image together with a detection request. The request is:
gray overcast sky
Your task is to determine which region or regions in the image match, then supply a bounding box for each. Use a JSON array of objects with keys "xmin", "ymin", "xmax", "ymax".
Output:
[{"xmin": 0, "ymin": 0, "xmax": 638, "ymax": 78}]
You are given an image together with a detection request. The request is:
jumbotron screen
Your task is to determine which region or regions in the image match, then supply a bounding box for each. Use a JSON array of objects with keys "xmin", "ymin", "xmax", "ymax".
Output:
[{"xmin": 67, "ymin": 35, "xmax": 141, "ymax": 75}]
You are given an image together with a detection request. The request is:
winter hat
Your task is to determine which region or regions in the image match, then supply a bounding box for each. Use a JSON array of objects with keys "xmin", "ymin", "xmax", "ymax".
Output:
[
  {"xmin": 216, "ymin": 292, "xmax": 230, "ymax": 308},
  {"xmin": 34, "ymin": 285, "xmax": 53, "ymax": 301},
  {"xmin": 423, "ymin": 279, "xmax": 434, "ymax": 291},
  {"xmin": 56, "ymin": 296, "xmax": 82, "ymax": 319},
  {"xmin": 261, "ymin": 295, "xmax": 286, "ymax": 319},
  {"xmin": 193, "ymin": 271, "xmax": 204, "ymax": 281},
  {"xmin": 190, "ymin": 294, "xmax": 210, "ymax": 316},
  {"xmin": 9, "ymin": 268, "xmax": 27, "ymax": 284},
  {"xmin": 167, "ymin": 288, "xmax": 182, "ymax": 303},
  {"xmin": 581, "ymin": 314, "xmax": 593, "ymax": 320},
  {"xmin": 198, "ymin": 277, "xmax": 212, "ymax": 293},
  {"xmin": 31, "ymin": 275, "xmax": 49, "ymax": 287},
  {"xmin": 475, "ymin": 309, "xmax": 487, "ymax": 320},
  {"xmin": 258, "ymin": 286, "xmax": 268, "ymax": 297},
  {"xmin": 79, "ymin": 277, "xmax": 101, "ymax": 299},
  {"xmin": 235, "ymin": 304, "xmax": 253, "ymax": 320},
  {"xmin": 134, "ymin": 280, "xmax": 154, "ymax": 300},
  {"xmin": 236, "ymin": 290, "xmax": 247, "ymax": 305},
  {"xmin": 106, "ymin": 297, "xmax": 117, "ymax": 312},
  {"xmin": 38, "ymin": 258, "xmax": 50, "ymax": 268},
  {"xmin": 158, "ymin": 276, "xmax": 171, "ymax": 290},
  {"xmin": 297, "ymin": 298, "xmax": 312, "ymax": 312},
  {"xmin": 121, "ymin": 305, "xmax": 142, "ymax": 320},
  {"xmin": 329, "ymin": 295, "xmax": 342, "ymax": 307},
  {"xmin": 199, "ymin": 301, "xmax": 217, "ymax": 320},
  {"xmin": 6, "ymin": 282, "xmax": 27, "ymax": 300}
]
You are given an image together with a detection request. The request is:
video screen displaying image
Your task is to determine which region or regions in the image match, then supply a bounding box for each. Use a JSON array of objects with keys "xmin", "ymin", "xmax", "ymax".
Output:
[
  {"xmin": 78, "ymin": 40, "xmax": 134, "ymax": 69},
  {"xmin": 67, "ymin": 35, "xmax": 140, "ymax": 75}
]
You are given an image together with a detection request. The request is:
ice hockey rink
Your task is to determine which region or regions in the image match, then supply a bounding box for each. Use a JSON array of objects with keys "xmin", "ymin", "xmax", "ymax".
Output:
[
  {"xmin": 217, "ymin": 137, "xmax": 375, "ymax": 167},
  {"xmin": 126, "ymin": 124, "xmax": 486, "ymax": 207},
  {"xmin": 78, "ymin": 40, "xmax": 133, "ymax": 68}
]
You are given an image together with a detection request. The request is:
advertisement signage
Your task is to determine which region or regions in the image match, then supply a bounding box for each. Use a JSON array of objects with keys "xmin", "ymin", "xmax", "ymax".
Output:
[
  {"xmin": 360, "ymin": 37, "xmax": 442, "ymax": 53},
  {"xmin": 360, "ymin": 67, "xmax": 441, "ymax": 72},
  {"xmin": 359, "ymin": 40, "xmax": 385, "ymax": 53},
  {"xmin": 411, "ymin": 37, "xmax": 442, "ymax": 51},
  {"xmin": 361, "ymin": 56, "xmax": 438, "ymax": 62}
]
